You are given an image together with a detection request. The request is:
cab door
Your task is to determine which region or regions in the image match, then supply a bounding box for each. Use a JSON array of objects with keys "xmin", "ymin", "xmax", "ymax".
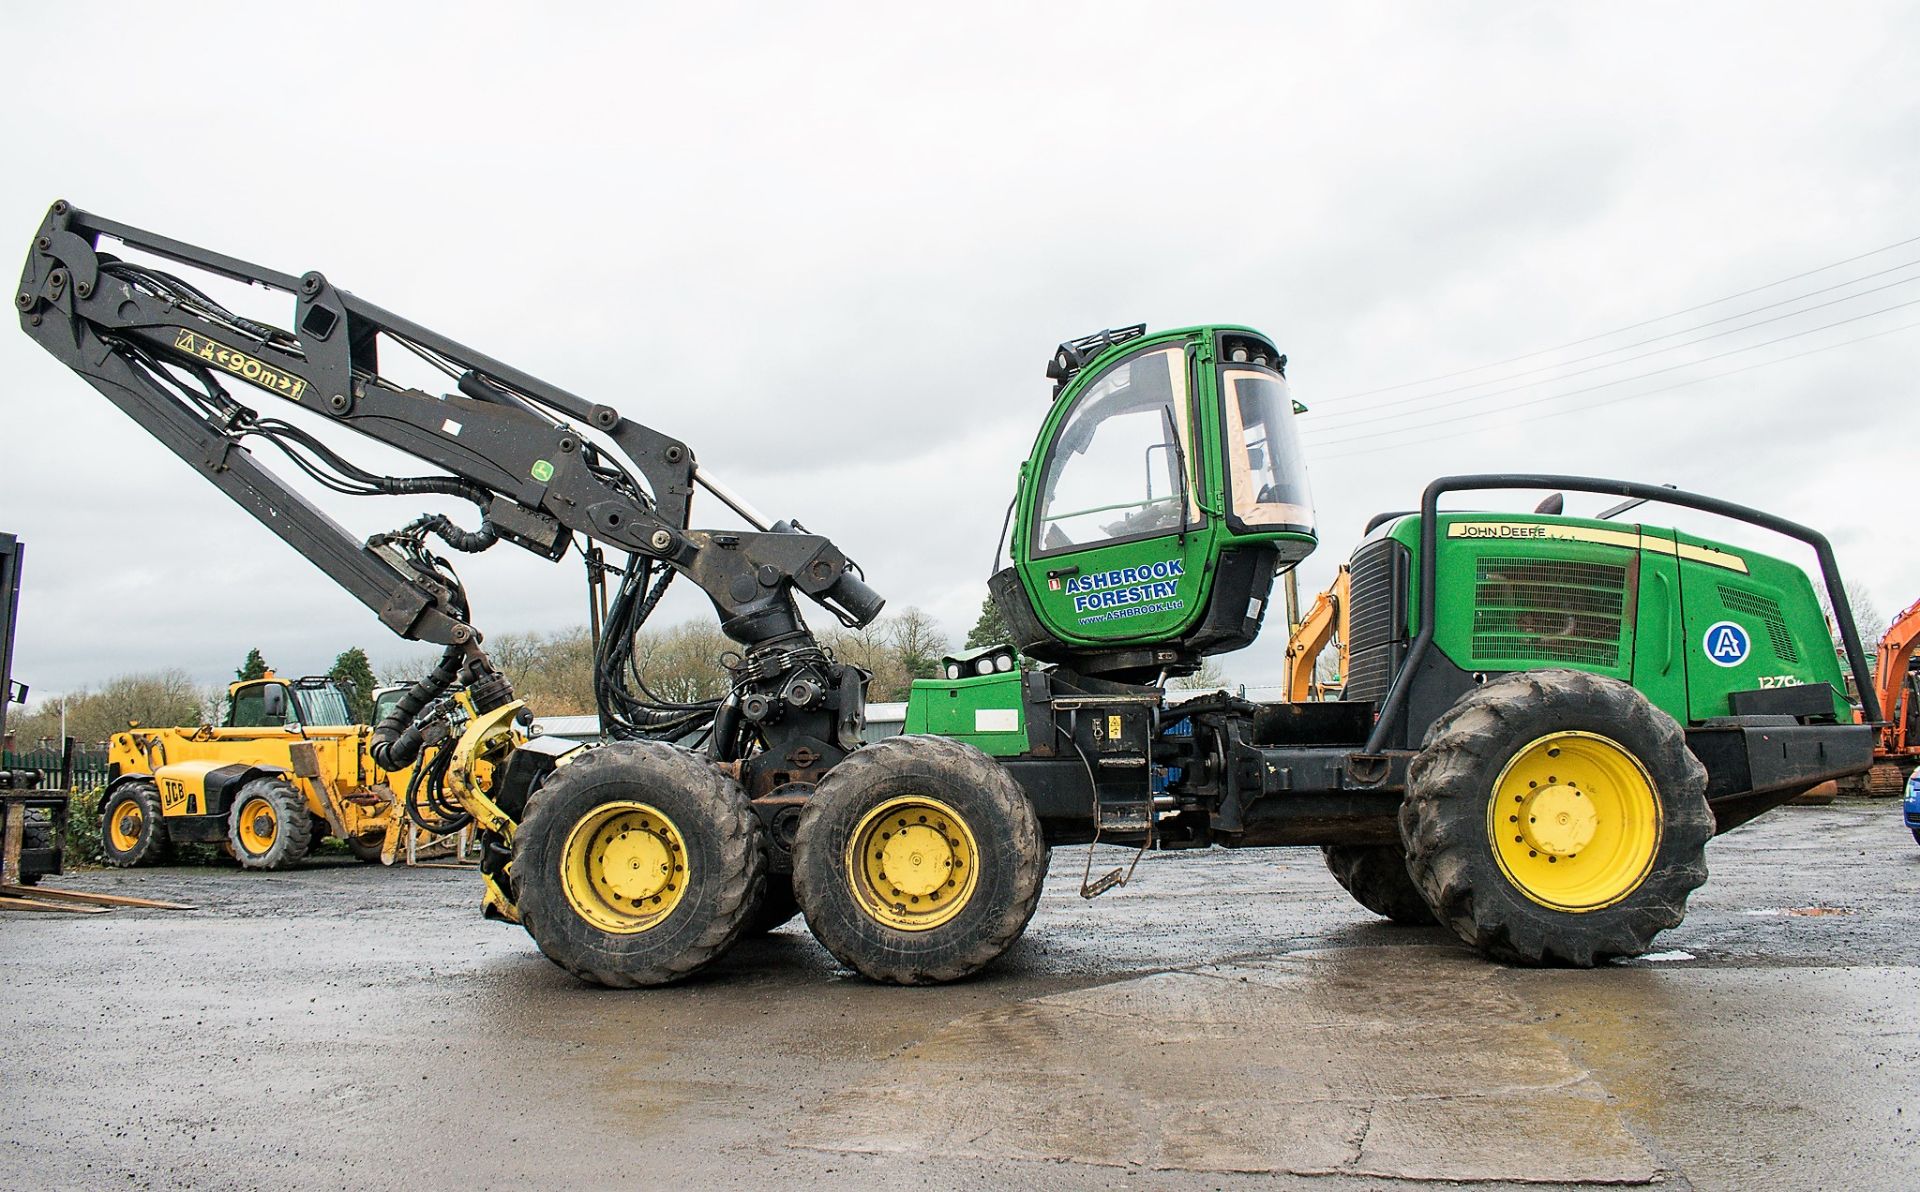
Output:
[{"xmin": 1016, "ymin": 341, "xmax": 1216, "ymax": 646}]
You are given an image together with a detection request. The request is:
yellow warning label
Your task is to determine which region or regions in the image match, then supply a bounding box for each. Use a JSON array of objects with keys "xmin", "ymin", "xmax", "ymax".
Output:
[
  {"xmin": 172, "ymin": 328, "xmax": 309, "ymax": 401},
  {"xmin": 1106, "ymin": 714, "xmax": 1123, "ymax": 739}
]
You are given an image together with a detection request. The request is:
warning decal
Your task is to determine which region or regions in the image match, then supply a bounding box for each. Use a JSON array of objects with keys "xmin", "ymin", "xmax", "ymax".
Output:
[{"xmin": 173, "ymin": 328, "xmax": 309, "ymax": 401}]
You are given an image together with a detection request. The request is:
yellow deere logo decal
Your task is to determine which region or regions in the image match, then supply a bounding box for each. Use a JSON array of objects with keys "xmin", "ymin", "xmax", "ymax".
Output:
[{"xmin": 173, "ymin": 328, "xmax": 309, "ymax": 401}]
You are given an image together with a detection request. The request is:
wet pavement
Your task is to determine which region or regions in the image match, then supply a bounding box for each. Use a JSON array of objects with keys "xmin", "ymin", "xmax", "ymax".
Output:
[{"xmin": 3, "ymin": 800, "xmax": 1916, "ymax": 1190}]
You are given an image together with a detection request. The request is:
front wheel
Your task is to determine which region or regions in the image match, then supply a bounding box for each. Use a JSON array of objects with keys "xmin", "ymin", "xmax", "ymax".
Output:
[
  {"xmin": 1400, "ymin": 669, "xmax": 1714, "ymax": 967},
  {"xmin": 793, "ymin": 735, "xmax": 1045, "ymax": 985},
  {"xmin": 101, "ymin": 781, "xmax": 169, "ymax": 867},
  {"xmin": 513, "ymin": 741, "xmax": 766, "ymax": 987}
]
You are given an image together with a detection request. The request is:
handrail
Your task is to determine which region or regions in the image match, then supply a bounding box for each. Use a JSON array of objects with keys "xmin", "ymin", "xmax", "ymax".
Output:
[{"xmin": 1361, "ymin": 474, "xmax": 1880, "ymax": 756}]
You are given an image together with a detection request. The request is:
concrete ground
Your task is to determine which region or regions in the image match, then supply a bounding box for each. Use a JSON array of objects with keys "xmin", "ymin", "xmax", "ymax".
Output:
[{"xmin": 2, "ymin": 800, "xmax": 1916, "ymax": 1190}]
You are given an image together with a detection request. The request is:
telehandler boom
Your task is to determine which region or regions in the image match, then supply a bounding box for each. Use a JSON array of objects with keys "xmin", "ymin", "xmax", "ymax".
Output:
[{"xmin": 17, "ymin": 202, "xmax": 1879, "ymax": 986}]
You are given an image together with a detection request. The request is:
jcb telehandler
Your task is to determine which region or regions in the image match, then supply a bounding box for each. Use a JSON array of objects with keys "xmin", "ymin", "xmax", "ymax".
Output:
[
  {"xmin": 15, "ymin": 203, "xmax": 1877, "ymax": 985},
  {"xmin": 100, "ymin": 671, "xmax": 452, "ymax": 869}
]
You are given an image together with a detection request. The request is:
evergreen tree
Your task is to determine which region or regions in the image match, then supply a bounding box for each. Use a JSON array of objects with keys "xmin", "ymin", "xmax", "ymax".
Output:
[
  {"xmin": 235, "ymin": 647, "xmax": 271, "ymax": 682},
  {"xmin": 328, "ymin": 647, "xmax": 379, "ymax": 724},
  {"xmin": 964, "ymin": 596, "xmax": 1011, "ymax": 649}
]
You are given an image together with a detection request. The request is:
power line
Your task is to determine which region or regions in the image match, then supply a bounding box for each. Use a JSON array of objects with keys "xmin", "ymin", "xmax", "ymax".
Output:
[
  {"xmin": 1306, "ymin": 296, "xmax": 1920, "ymax": 450},
  {"xmin": 1312, "ymin": 316, "xmax": 1920, "ymax": 463},
  {"xmin": 1309, "ymin": 257, "xmax": 1920, "ymax": 422},
  {"xmin": 1330, "ymin": 232, "xmax": 1920, "ymax": 401}
]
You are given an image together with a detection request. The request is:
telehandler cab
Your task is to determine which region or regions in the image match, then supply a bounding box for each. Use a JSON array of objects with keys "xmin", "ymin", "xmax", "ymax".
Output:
[{"xmin": 15, "ymin": 203, "xmax": 1877, "ymax": 985}]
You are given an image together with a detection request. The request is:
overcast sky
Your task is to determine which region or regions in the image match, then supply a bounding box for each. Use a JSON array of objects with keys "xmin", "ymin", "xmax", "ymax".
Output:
[{"xmin": 3, "ymin": 2, "xmax": 1915, "ymax": 699}]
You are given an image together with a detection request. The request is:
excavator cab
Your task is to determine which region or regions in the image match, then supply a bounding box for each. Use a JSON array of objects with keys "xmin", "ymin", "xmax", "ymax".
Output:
[{"xmin": 990, "ymin": 325, "xmax": 1318, "ymax": 679}]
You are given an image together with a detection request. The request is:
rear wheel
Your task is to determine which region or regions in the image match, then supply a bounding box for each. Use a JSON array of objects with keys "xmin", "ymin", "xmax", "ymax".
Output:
[
  {"xmin": 347, "ymin": 831, "xmax": 389, "ymax": 864},
  {"xmin": 513, "ymin": 741, "xmax": 765, "ymax": 987},
  {"xmin": 1401, "ymin": 669, "xmax": 1713, "ymax": 967},
  {"xmin": 1321, "ymin": 844, "xmax": 1435, "ymax": 925},
  {"xmin": 793, "ymin": 735, "xmax": 1045, "ymax": 985},
  {"xmin": 101, "ymin": 781, "xmax": 168, "ymax": 868},
  {"xmin": 742, "ymin": 873, "xmax": 801, "ymax": 935},
  {"xmin": 227, "ymin": 777, "xmax": 312, "ymax": 870}
]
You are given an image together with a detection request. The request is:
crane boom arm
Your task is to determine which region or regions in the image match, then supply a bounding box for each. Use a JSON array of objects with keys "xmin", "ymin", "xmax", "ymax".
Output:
[{"xmin": 16, "ymin": 202, "xmax": 884, "ymax": 648}]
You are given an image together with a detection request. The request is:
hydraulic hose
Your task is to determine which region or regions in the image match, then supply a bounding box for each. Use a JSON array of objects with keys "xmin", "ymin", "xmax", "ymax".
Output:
[{"xmin": 371, "ymin": 643, "xmax": 463, "ymax": 771}]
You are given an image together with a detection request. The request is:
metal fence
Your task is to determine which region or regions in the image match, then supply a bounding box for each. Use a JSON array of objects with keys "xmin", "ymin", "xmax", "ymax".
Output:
[{"xmin": 2, "ymin": 744, "xmax": 111, "ymax": 791}]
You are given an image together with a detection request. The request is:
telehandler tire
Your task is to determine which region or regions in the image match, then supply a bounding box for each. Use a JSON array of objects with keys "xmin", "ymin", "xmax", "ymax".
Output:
[
  {"xmin": 227, "ymin": 777, "xmax": 312, "ymax": 870},
  {"xmin": 347, "ymin": 832, "xmax": 388, "ymax": 864},
  {"xmin": 742, "ymin": 873, "xmax": 801, "ymax": 936},
  {"xmin": 1321, "ymin": 844, "xmax": 1436, "ymax": 925},
  {"xmin": 513, "ymin": 741, "xmax": 766, "ymax": 987},
  {"xmin": 793, "ymin": 735, "xmax": 1045, "ymax": 985},
  {"xmin": 101, "ymin": 780, "xmax": 169, "ymax": 867},
  {"xmin": 1401, "ymin": 669, "xmax": 1713, "ymax": 967}
]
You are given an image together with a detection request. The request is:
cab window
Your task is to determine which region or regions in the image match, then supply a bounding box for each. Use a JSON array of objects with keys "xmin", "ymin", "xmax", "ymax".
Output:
[
  {"xmin": 1219, "ymin": 367, "xmax": 1313, "ymax": 531},
  {"xmin": 1033, "ymin": 346, "xmax": 1197, "ymax": 555},
  {"xmin": 227, "ymin": 684, "xmax": 277, "ymax": 728},
  {"xmin": 293, "ymin": 685, "xmax": 354, "ymax": 727}
]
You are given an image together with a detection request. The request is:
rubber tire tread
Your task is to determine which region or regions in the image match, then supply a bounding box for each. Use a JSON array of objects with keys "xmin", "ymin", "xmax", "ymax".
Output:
[
  {"xmin": 227, "ymin": 777, "xmax": 312, "ymax": 871},
  {"xmin": 1321, "ymin": 844, "xmax": 1436, "ymax": 925},
  {"xmin": 1400, "ymin": 669, "xmax": 1713, "ymax": 967},
  {"xmin": 793, "ymin": 735, "xmax": 1045, "ymax": 985},
  {"xmin": 18, "ymin": 815, "xmax": 54, "ymax": 884},
  {"xmin": 100, "ymin": 780, "xmax": 169, "ymax": 868},
  {"xmin": 514, "ymin": 740, "xmax": 766, "ymax": 988},
  {"xmin": 742, "ymin": 872, "xmax": 801, "ymax": 936}
]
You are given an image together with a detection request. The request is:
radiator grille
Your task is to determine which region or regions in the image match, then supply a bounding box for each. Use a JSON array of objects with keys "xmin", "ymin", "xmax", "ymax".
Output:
[
  {"xmin": 1471, "ymin": 558, "xmax": 1627, "ymax": 667},
  {"xmin": 1718, "ymin": 585, "xmax": 1797, "ymax": 663},
  {"xmin": 1343, "ymin": 537, "xmax": 1407, "ymax": 704}
]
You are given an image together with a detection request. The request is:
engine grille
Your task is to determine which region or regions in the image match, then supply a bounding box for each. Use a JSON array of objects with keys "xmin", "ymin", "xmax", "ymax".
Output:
[
  {"xmin": 1343, "ymin": 537, "xmax": 1408, "ymax": 705},
  {"xmin": 1718, "ymin": 585, "xmax": 1797, "ymax": 663},
  {"xmin": 1470, "ymin": 558, "xmax": 1627, "ymax": 667}
]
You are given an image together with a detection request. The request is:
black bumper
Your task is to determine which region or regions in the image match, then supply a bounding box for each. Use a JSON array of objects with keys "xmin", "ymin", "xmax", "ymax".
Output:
[{"xmin": 1686, "ymin": 721, "xmax": 1874, "ymax": 833}]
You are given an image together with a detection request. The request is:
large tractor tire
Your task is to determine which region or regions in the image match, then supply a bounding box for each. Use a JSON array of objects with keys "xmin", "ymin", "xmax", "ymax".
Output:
[
  {"xmin": 793, "ymin": 735, "xmax": 1045, "ymax": 985},
  {"xmin": 742, "ymin": 873, "xmax": 801, "ymax": 936},
  {"xmin": 513, "ymin": 741, "xmax": 766, "ymax": 987},
  {"xmin": 101, "ymin": 780, "xmax": 169, "ymax": 867},
  {"xmin": 227, "ymin": 776, "xmax": 313, "ymax": 870},
  {"xmin": 1321, "ymin": 844, "xmax": 1436, "ymax": 925},
  {"xmin": 1400, "ymin": 669, "xmax": 1713, "ymax": 967}
]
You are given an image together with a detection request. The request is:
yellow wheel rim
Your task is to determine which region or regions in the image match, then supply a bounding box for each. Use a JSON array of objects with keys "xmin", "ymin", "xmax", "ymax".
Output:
[
  {"xmin": 560, "ymin": 802, "xmax": 689, "ymax": 934},
  {"xmin": 846, "ymin": 795, "xmax": 980, "ymax": 932},
  {"xmin": 108, "ymin": 800, "xmax": 145, "ymax": 852},
  {"xmin": 1488, "ymin": 731, "xmax": 1661, "ymax": 912},
  {"xmin": 236, "ymin": 796, "xmax": 279, "ymax": 856}
]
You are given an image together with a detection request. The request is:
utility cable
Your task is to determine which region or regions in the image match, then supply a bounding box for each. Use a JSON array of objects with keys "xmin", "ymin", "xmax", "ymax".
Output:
[
  {"xmin": 1312, "ymin": 315, "xmax": 1920, "ymax": 462},
  {"xmin": 1305, "ymin": 295, "xmax": 1920, "ymax": 448},
  {"xmin": 1330, "ymin": 231, "xmax": 1920, "ymax": 401},
  {"xmin": 1309, "ymin": 259, "xmax": 1920, "ymax": 422}
]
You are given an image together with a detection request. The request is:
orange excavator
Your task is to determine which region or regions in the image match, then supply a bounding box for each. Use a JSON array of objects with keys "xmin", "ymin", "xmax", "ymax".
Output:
[
  {"xmin": 1285, "ymin": 565, "xmax": 1348, "ymax": 702},
  {"xmin": 1847, "ymin": 596, "xmax": 1920, "ymax": 794}
]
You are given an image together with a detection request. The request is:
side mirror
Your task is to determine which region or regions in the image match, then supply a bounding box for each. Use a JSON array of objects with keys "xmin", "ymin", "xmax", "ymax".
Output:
[
  {"xmin": 1534, "ymin": 493, "xmax": 1565, "ymax": 515},
  {"xmin": 260, "ymin": 683, "xmax": 287, "ymax": 719}
]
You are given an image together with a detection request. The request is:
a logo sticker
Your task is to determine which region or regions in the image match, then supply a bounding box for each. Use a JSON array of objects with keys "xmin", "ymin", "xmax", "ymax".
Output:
[{"xmin": 1702, "ymin": 620, "xmax": 1751, "ymax": 667}]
